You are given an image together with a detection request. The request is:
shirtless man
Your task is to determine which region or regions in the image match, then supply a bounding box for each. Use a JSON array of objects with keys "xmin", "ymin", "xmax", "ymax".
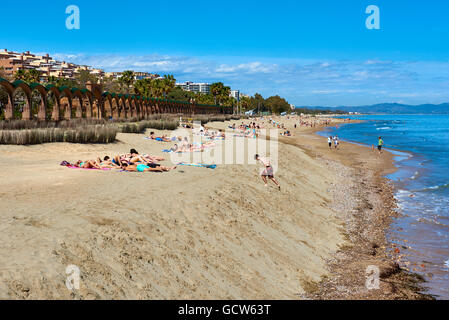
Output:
[{"xmin": 254, "ymin": 154, "xmax": 281, "ymax": 190}]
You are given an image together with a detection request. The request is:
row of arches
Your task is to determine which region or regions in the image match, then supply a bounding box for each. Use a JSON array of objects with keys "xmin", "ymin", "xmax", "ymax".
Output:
[{"xmin": 0, "ymin": 78, "xmax": 233, "ymax": 121}]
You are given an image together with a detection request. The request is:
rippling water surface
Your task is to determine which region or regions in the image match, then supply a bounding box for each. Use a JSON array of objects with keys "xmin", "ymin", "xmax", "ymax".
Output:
[{"xmin": 321, "ymin": 115, "xmax": 449, "ymax": 299}]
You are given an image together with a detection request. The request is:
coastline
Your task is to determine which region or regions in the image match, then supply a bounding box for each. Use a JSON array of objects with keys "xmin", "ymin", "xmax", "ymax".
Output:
[
  {"xmin": 0, "ymin": 117, "xmax": 435, "ymax": 299},
  {"xmin": 0, "ymin": 119, "xmax": 358, "ymax": 299},
  {"xmin": 289, "ymin": 123, "xmax": 433, "ymax": 299}
]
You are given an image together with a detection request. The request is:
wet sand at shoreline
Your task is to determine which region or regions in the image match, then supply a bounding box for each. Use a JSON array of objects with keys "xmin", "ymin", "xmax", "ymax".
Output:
[
  {"xmin": 275, "ymin": 118, "xmax": 431, "ymax": 299},
  {"xmin": 0, "ymin": 116, "xmax": 431, "ymax": 299}
]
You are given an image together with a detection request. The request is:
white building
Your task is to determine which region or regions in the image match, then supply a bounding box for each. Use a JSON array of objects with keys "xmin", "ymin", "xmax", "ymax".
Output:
[
  {"xmin": 176, "ymin": 81, "xmax": 211, "ymax": 94},
  {"xmin": 230, "ymin": 90, "xmax": 240, "ymax": 101}
]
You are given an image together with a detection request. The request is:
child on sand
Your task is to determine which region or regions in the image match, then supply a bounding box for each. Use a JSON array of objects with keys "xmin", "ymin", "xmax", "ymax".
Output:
[
  {"xmin": 328, "ymin": 136, "xmax": 333, "ymax": 149},
  {"xmin": 254, "ymin": 154, "xmax": 281, "ymax": 190}
]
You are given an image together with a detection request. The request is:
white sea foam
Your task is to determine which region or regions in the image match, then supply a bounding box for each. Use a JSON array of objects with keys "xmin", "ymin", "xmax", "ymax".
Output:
[
  {"xmin": 396, "ymin": 189, "xmax": 412, "ymax": 196},
  {"xmin": 376, "ymin": 127, "xmax": 391, "ymax": 130},
  {"xmin": 421, "ymin": 183, "xmax": 449, "ymax": 192}
]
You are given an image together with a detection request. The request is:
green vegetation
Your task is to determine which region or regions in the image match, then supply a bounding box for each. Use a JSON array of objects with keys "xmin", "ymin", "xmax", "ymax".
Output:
[
  {"xmin": 210, "ymin": 82, "xmax": 231, "ymax": 105},
  {"xmin": 134, "ymin": 74, "xmax": 176, "ymax": 99},
  {"xmin": 0, "ymin": 66, "xmax": 301, "ymax": 120},
  {"xmin": 237, "ymin": 93, "xmax": 291, "ymax": 115},
  {"xmin": 13, "ymin": 69, "xmax": 41, "ymax": 83}
]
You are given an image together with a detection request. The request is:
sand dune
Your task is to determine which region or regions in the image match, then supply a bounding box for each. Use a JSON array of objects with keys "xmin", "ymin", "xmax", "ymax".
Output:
[{"xmin": 0, "ymin": 119, "xmax": 347, "ymax": 299}]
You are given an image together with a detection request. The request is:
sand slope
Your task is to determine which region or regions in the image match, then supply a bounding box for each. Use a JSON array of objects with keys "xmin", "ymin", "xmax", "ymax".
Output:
[{"xmin": 0, "ymin": 122, "xmax": 345, "ymax": 299}]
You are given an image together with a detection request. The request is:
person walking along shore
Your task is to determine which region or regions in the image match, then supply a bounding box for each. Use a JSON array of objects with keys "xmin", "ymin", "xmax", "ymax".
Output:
[{"xmin": 378, "ymin": 136, "xmax": 384, "ymax": 155}]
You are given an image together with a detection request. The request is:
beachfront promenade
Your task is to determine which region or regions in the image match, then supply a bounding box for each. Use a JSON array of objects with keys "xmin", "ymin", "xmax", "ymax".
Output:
[{"xmin": 0, "ymin": 78, "xmax": 233, "ymax": 121}]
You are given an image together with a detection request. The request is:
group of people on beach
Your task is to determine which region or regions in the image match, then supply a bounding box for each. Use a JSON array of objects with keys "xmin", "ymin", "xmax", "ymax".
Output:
[
  {"xmin": 63, "ymin": 149, "xmax": 177, "ymax": 173},
  {"xmin": 326, "ymin": 134, "xmax": 385, "ymax": 155},
  {"xmin": 228, "ymin": 122, "xmax": 260, "ymax": 138},
  {"xmin": 327, "ymin": 136, "xmax": 340, "ymax": 150}
]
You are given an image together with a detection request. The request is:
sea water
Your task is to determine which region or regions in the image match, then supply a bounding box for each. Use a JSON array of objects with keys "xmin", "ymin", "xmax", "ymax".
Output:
[{"xmin": 321, "ymin": 114, "xmax": 449, "ymax": 299}]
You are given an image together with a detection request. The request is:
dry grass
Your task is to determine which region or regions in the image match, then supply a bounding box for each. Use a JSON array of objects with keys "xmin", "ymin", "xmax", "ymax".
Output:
[
  {"xmin": 0, "ymin": 125, "xmax": 117, "ymax": 145},
  {"xmin": 0, "ymin": 114, "xmax": 244, "ymax": 145}
]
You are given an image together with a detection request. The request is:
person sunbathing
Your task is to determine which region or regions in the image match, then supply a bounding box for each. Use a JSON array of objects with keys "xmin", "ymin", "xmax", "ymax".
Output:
[
  {"xmin": 122, "ymin": 163, "xmax": 176, "ymax": 172},
  {"xmin": 111, "ymin": 155, "xmax": 131, "ymax": 167},
  {"xmin": 148, "ymin": 132, "xmax": 171, "ymax": 142},
  {"xmin": 97, "ymin": 156, "xmax": 121, "ymax": 168},
  {"xmin": 142, "ymin": 154, "xmax": 165, "ymax": 162},
  {"xmin": 127, "ymin": 149, "xmax": 163, "ymax": 165},
  {"xmin": 74, "ymin": 160, "xmax": 102, "ymax": 169}
]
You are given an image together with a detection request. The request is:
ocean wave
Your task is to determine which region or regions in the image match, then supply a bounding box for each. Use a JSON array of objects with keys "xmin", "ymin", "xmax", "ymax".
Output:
[
  {"xmin": 420, "ymin": 183, "xmax": 449, "ymax": 192},
  {"xmin": 376, "ymin": 127, "xmax": 391, "ymax": 130},
  {"xmin": 397, "ymin": 189, "xmax": 412, "ymax": 196}
]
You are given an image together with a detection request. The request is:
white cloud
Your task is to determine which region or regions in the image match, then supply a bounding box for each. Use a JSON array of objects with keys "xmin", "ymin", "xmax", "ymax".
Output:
[{"xmin": 50, "ymin": 52, "xmax": 449, "ymax": 106}]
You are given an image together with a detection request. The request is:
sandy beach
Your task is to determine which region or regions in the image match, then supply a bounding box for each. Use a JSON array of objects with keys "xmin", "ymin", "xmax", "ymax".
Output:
[{"xmin": 0, "ymin": 116, "xmax": 431, "ymax": 299}]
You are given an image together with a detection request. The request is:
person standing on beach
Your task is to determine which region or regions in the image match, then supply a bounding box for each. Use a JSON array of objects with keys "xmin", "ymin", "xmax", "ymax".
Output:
[
  {"xmin": 328, "ymin": 136, "xmax": 333, "ymax": 150},
  {"xmin": 333, "ymin": 136, "xmax": 339, "ymax": 149},
  {"xmin": 254, "ymin": 154, "xmax": 281, "ymax": 190},
  {"xmin": 378, "ymin": 136, "xmax": 384, "ymax": 155}
]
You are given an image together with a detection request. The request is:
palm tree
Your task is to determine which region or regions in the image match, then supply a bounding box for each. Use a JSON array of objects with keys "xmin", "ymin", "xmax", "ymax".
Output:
[
  {"xmin": 210, "ymin": 82, "xmax": 223, "ymax": 105},
  {"xmin": 134, "ymin": 78, "xmax": 153, "ymax": 98},
  {"xmin": 152, "ymin": 79, "xmax": 165, "ymax": 98},
  {"xmin": 27, "ymin": 69, "xmax": 41, "ymax": 83},
  {"xmin": 46, "ymin": 76, "xmax": 58, "ymax": 85},
  {"xmin": 161, "ymin": 75, "xmax": 176, "ymax": 98},
  {"xmin": 119, "ymin": 71, "xmax": 135, "ymax": 94},
  {"xmin": 210, "ymin": 82, "xmax": 231, "ymax": 105},
  {"xmin": 14, "ymin": 69, "xmax": 28, "ymax": 81}
]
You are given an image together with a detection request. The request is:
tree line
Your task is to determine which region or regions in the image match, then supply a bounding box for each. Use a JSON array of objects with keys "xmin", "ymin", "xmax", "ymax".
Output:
[{"xmin": 1, "ymin": 67, "xmax": 323, "ymax": 116}]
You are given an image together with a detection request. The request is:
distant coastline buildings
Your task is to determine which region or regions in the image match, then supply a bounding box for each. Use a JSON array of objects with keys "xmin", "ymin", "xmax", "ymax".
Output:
[
  {"xmin": 176, "ymin": 81, "xmax": 211, "ymax": 94},
  {"xmin": 230, "ymin": 90, "xmax": 240, "ymax": 101},
  {"xmin": 176, "ymin": 81, "xmax": 242, "ymax": 101},
  {"xmin": 104, "ymin": 71, "xmax": 160, "ymax": 81},
  {"xmin": 0, "ymin": 49, "xmax": 104, "ymax": 81},
  {"xmin": 0, "ymin": 49, "xmax": 244, "ymax": 102}
]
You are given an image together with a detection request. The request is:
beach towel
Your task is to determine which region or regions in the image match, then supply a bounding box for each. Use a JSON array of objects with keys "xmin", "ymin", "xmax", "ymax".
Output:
[
  {"xmin": 177, "ymin": 162, "xmax": 217, "ymax": 169},
  {"xmin": 60, "ymin": 162, "xmax": 111, "ymax": 171},
  {"xmin": 163, "ymin": 149, "xmax": 205, "ymax": 153},
  {"xmin": 67, "ymin": 166, "xmax": 111, "ymax": 171},
  {"xmin": 144, "ymin": 137, "xmax": 174, "ymax": 142}
]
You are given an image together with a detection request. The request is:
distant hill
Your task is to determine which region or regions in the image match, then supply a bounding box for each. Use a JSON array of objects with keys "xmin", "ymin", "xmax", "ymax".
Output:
[{"xmin": 296, "ymin": 103, "xmax": 449, "ymax": 114}]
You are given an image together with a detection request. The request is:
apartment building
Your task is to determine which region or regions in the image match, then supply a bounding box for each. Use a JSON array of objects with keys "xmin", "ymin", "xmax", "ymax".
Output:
[
  {"xmin": 230, "ymin": 90, "xmax": 240, "ymax": 101},
  {"xmin": 104, "ymin": 71, "xmax": 159, "ymax": 81},
  {"xmin": 0, "ymin": 49, "xmax": 104, "ymax": 81},
  {"xmin": 176, "ymin": 81, "xmax": 211, "ymax": 94}
]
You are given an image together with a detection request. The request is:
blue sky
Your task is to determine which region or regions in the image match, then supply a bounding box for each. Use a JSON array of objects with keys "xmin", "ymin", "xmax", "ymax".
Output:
[{"xmin": 2, "ymin": 0, "xmax": 449, "ymax": 106}]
